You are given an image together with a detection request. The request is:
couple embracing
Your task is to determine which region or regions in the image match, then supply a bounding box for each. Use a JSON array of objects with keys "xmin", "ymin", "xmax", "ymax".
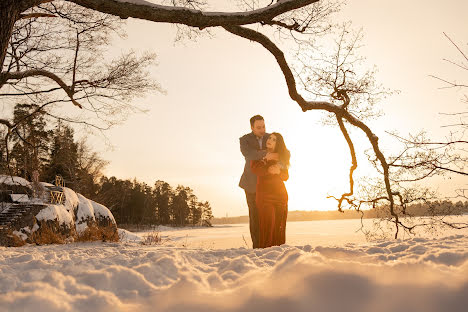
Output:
[{"xmin": 239, "ymin": 115, "xmax": 290, "ymax": 249}]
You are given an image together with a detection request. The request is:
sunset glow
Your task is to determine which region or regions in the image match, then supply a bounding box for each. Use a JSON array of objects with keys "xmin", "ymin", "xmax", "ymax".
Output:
[{"xmin": 10, "ymin": 0, "xmax": 462, "ymax": 218}]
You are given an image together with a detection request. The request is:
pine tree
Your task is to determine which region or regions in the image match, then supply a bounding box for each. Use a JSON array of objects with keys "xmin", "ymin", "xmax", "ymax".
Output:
[
  {"xmin": 201, "ymin": 201, "xmax": 213, "ymax": 227},
  {"xmin": 154, "ymin": 180, "xmax": 172, "ymax": 225},
  {"xmin": 75, "ymin": 140, "xmax": 108, "ymax": 198},
  {"xmin": 42, "ymin": 124, "xmax": 79, "ymax": 186},
  {"xmin": 172, "ymin": 186, "xmax": 191, "ymax": 226},
  {"xmin": 189, "ymin": 195, "xmax": 202, "ymax": 226},
  {"xmin": 9, "ymin": 104, "xmax": 51, "ymax": 180}
]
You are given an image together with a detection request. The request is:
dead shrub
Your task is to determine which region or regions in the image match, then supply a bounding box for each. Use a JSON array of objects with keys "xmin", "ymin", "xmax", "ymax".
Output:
[
  {"xmin": 76, "ymin": 224, "xmax": 119, "ymax": 243},
  {"xmin": 140, "ymin": 231, "xmax": 161, "ymax": 245},
  {"xmin": 0, "ymin": 229, "xmax": 26, "ymax": 247},
  {"xmin": 29, "ymin": 222, "xmax": 66, "ymax": 245}
]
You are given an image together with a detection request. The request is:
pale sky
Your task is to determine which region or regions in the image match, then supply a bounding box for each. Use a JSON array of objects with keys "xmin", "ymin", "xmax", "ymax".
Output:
[{"xmin": 86, "ymin": 0, "xmax": 467, "ymax": 217}]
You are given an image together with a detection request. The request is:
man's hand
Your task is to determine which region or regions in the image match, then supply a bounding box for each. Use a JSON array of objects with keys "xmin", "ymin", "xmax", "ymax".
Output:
[
  {"xmin": 265, "ymin": 152, "xmax": 279, "ymax": 161},
  {"xmin": 268, "ymin": 164, "xmax": 281, "ymax": 175}
]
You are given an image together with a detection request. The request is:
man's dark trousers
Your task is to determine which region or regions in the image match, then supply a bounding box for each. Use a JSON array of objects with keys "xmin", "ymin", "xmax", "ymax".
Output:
[{"xmin": 245, "ymin": 191, "xmax": 259, "ymax": 248}]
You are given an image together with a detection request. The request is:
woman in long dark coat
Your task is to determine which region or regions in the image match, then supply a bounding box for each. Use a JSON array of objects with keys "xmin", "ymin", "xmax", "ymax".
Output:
[{"xmin": 250, "ymin": 132, "xmax": 290, "ymax": 248}]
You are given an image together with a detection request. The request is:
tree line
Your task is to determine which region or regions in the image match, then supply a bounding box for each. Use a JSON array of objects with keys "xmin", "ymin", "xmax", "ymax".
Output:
[
  {"xmin": 213, "ymin": 200, "xmax": 468, "ymax": 224},
  {"xmin": 0, "ymin": 103, "xmax": 213, "ymax": 227}
]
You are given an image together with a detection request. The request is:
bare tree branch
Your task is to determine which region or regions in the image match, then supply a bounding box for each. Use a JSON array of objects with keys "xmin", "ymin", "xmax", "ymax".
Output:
[
  {"xmin": 224, "ymin": 25, "xmax": 402, "ymax": 237},
  {"xmin": 65, "ymin": 0, "xmax": 320, "ymax": 28},
  {"xmin": 3, "ymin": 69, "xmax": 82, "ymax": 108}
]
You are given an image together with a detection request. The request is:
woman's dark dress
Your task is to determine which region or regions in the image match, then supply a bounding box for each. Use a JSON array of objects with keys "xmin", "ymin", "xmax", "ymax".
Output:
[{"xmin": 250, "ymin": 159, "xmax": 289, "ymax": 248}]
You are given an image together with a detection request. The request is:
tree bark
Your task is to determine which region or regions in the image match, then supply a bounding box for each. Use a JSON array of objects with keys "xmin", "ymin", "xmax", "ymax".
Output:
[
  {"xmin": 67, "ymin": 0, "xmax": 319, "ymax": 27},
  {"xmin": 0, "ymin": 1, "xmax": 20, "ymax": 81},
  {"xmin": 0, "ymin": 0, "xmax": 42, "ymax": 84}
]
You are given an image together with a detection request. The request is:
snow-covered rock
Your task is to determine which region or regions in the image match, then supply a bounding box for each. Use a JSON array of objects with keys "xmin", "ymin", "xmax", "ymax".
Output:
[
  {"xmin": 91, "ymin": 200, "xmax": 116, "ymax": 226},
  {"xmin": 63, "ymin": 187, "xmax": 79, "ymax": 213},
  {"xmin": 75, "ymin": 193, "xmax": 96, "ymax": 234},
  {"xmin": 0, "ymin": 176, "xmax": 118, "ymax": 246},
  {"xmin": 36, "ymin": 205, "xmax": 74, "ymax": 226}
]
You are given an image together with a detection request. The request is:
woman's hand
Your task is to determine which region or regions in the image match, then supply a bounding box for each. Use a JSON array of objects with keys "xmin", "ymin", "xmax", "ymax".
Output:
[
  {"xmin": 265, "ymin": 152, "xmax": 279, "ymax": 161},
  {"xmin": 268, "ymin": 164, "xmax": 281, "ymax": 175}
]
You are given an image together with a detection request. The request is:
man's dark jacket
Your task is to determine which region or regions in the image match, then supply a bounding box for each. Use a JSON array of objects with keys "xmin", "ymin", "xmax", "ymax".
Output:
[{"xmin": 239, "ymin": 132, "xmax": 270, "ymax": 193}]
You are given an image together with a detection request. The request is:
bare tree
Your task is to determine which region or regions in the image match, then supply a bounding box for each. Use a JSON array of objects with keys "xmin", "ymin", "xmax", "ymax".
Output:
[
  {"xmin": 1, "ymin": 1, "xmax": 160, "ymax": 126},
  {"xmin": 1, "ymin": 1, "xmax": 161, "ymax": 175},
  {"xmin": 354, "ymin": 33, "xmax": 468, "ymax": 236},
  {"xmin": 393, "ymin": 33, "xmax": 468, "ymax": 179},
  {"xmin": 387, "ymin": 34, "xmax": 467, "ymax": 190},
  {"xmin": 1, "ymin": 0, "xmax": 466, "ymax": 237}
]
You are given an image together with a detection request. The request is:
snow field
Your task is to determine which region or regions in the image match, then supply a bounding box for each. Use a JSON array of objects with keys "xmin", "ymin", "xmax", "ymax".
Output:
[{"xmin": 1, "ymin": 232, "xmax": 467, "ymax": 312}]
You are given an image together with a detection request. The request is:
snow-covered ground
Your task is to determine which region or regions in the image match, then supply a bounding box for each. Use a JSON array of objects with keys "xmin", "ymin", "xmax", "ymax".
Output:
[
  {"xmin": 125, "ymin": 217, "xmax": 468, "ymax": 249},
  {"xmin": 1, "ymin": 218, "xmax": 468, "ymax": 312}
]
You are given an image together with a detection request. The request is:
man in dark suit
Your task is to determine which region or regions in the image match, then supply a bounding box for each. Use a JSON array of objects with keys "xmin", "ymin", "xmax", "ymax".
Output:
[{"xmin": 239, "ymin": 115, "xmax": 278, "ymax": 248}]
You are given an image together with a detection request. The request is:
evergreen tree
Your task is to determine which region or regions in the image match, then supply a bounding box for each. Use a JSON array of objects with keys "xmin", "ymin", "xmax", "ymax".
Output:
[
  {"xmin": 200, "ymin": 201, "xmax": 214, "ymax": 227},
  {"xmin": 9, "ymin": 104, "xmax": 51, "ymax": 180},
  {"xmin": 154, "ymin": 180, "xmax": 173, "ymax": 225},
  {"xmin": 42, "ymin": 124, "xmax": 79, "ymax": 185},
  {"xmin": 128, "ymin": 179, "xmax": 147, "ymax": 225},
  {"xmin": 143, "ymin": 183, "xmax": 157, "ymax": 225},
  {"xmin": 95, "ymin": 176, "xmax": 133, "ymax": 224},
  {"xmin": 172, "ymin": 185, "xmax": 191, "ymax": 226},
  {"xmin": 189, "ymin": 194, "xmax": 202, "ymax": 226},
  {"xmin": 75, "ymin": 139, "xmax": 108, "ymax": 198}
]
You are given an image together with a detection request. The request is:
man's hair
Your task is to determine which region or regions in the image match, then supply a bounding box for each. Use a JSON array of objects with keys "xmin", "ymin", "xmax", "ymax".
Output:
[{"xmin": 250, "ymin": 115, "xmax": 264, "ymax": 127}]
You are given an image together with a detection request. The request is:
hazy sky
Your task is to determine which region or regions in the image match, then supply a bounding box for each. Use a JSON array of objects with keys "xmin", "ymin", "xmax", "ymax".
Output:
[{"xmin": 87, "ymin": 0, "xmax": 467, "ymax": 217}]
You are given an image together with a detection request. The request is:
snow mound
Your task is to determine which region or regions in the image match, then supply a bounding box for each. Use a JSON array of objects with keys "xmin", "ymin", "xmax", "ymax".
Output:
[
  {"xmin": 62, "ymin": 187, "xmax": 79, "ymax": 213},
  {"xmin": 118, "ymin": 229, "xmax": 143, "ymax": 243},
  {"xmin": 35, "ymin": 205, "xmax": 73, "ymax": 226},
  {"xmin": 0, "ymin": 234, "xmax": 467, "ymax": 311},
  {"xmin": 90, "ymin": 200, "xmax": 116, "ymax": 225},
  {"xmin": 75, "ymin": 193, "xmax": 96, "ymax": 234}
]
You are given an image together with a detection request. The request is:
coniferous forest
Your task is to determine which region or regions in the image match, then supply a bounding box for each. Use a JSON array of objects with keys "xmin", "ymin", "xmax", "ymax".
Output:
[{"xmin": 1, "ymin": 104, "xmax": 213, "ymax": 227}]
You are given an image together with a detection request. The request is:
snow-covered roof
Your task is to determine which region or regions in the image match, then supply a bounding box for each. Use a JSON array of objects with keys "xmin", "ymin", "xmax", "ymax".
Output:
[{"xmin": 0, "ymin": 175, "xmax": 31, "ymax": 188}]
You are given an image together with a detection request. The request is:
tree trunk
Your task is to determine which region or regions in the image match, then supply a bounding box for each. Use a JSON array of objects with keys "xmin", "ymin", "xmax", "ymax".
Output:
[{"xmin": 0, "ymin": 0, "xmax": 20, "ymax": 86}]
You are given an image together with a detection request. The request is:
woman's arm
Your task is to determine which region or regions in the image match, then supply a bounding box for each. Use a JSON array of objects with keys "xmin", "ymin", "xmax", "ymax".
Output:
[{"xmin": 279, "ymin": 169, "xmax": 289, "ymax": 181}]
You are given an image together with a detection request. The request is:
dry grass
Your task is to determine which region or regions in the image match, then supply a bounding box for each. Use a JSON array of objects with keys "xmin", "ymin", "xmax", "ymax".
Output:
[
  {"xmin": 140, "ymin": 230, "xmax": 161, "ymax": 245},
  {"xmin": 1, "ymin": 219, "xmax": 119, "ymax": 247},
  {"xmin": 29, "ymin": 222, "xmax": 67, "ymax": 245},
  {"xmin": 0, "ymin": 230, "xmax": 27, "ymax": 247},
  {"xmin": 9, "ymin": 222, "xmax": 119, "ymax": 246},
  {"xmin": 76, "ymin": 224, "xmax": 119, "ymax": 243}
]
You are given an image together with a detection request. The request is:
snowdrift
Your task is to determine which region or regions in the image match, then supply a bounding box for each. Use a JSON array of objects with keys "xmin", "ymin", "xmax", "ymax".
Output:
[{"xmin": 0, "ymin": 234, "xmax": 467, "ymax": 311}]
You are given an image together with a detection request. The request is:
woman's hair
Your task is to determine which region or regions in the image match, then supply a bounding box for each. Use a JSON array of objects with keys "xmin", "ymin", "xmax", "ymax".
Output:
[{"xmin": 272, "ymin": 132, "xmax": 290, "ymax": 168}]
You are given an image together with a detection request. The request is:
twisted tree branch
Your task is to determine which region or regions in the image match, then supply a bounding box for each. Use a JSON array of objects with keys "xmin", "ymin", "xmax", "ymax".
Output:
[
  {"xmin": 67, "ymin": 0, "xmax": 320, "ymax": 28},
  {"xmin": 3, "ymin": 69, "xmax": 82, "ymax": 108},
  {"xmin": 224, "ymin": 25, "xmax": 400, "ymax": 237}
]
